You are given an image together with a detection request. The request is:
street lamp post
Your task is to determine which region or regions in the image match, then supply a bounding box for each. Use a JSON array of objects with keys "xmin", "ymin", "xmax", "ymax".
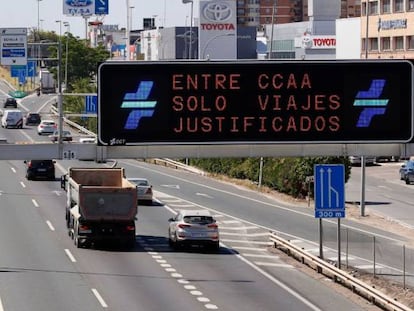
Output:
[
  {"xmin": 55, "ymin": 20, "xmax": 64, "ymax": 154},
  {"xmin": 36, "ymin": 0, "xmax": 43, "ymax": 71},
  {"xmin": 182, "ymin": 0, "xmax": 193, "ymax": 59},
  {"xmin": 63, "ymin": 22, "xmax": 70, "ymax": 91},
  {"xmin": 269, "ymin": 0, "xmax": 276, "ymax": 59},
  {"xmin": 37, "ymin": 0, "xmax": 42, "ymax": 36},
  {"xmin": 125, "ymin": 0, "xmax": 130, "ymax": 60}
]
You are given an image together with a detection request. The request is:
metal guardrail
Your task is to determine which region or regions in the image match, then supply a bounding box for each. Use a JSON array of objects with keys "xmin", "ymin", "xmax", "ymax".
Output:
[
  {"xmin": 269, "ymin": 232, "xmax": 413, "ymax": 311},
  {"xmin": 149, "ymin": 158, "xmax": 206, "ymax": 175},
  {"xmin": 50, "ymin": 105, "xmax": 96, "ymax": 137}
]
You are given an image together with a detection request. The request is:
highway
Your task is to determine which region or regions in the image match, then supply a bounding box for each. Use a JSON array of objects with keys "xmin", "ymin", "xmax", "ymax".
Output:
[{"xmin": 0, "ymin": 91, "xmax": 410, "ymax": 310}]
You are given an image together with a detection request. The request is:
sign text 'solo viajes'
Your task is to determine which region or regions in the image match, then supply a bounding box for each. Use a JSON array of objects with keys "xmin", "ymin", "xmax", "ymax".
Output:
[{"xmin": 98, "ymin": 61, "xmax": 413, "ymax": 146}]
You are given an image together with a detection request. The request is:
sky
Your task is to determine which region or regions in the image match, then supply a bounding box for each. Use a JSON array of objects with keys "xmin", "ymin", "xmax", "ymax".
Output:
[{"xmin": 0, "ymin": 0, "xmax": 198, "ymax": 38}]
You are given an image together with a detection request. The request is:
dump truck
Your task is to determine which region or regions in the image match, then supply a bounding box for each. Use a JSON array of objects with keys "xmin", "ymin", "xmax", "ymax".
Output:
[{"xmin": 61, "ymin": 167, "xmax": 138, "ymax": 248}]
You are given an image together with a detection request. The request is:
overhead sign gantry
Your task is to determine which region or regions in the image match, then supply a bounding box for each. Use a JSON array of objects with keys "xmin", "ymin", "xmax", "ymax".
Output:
[{"xmin": 98, "ymin": 60, "xmax": 413, "ymax": 146}]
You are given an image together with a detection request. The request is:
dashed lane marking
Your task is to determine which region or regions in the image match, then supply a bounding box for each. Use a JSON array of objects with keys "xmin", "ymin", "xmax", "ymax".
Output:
[
  {"xmin": 46, "ymin": 220, "xmax": 55, "ymax": 231},
  {"xmin": 91, "ymin": 288, "xmax": 108, "ymax": 308},
  {"xmin": 64, "ymin": 249, "xmax": 76, "ymax": 263}
]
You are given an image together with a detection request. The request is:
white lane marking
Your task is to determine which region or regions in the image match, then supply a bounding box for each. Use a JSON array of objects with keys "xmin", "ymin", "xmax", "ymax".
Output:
[
  {"xmin": 220, "ymin": 232, "xmax": 269, "ymax": 237},
  {"xmin": 53, "ymin": 190, "xmax": 61, "ymax": 196},
  {"xmin": 236, "ymin": 253, "xmax": 323, "ymax": 311},
  {"xmin": 32, "ymin": 199, "xmax": 39, "ymax": 207},
  {"xmin": 221, "ymin": 220, "xmax": 241, "ymax": 224},
  {"xmin": 178, "ymin": 279, "xmax": 190, "ymax": 284},
  {"xmin": 171, "ymin": 273, "xmax": 183, "ymax": 278},
  {"xmin": 205, "ymin": 304, "xmax": 219, "ymax": 310},
  {"xmin": 46, "ymin": 220, "xmax": 55, "ymax": 231},
  {"xmin": 64, "ymin": 249, "xmax": 77, "ymax": 263},
  {"xmin": 161, "ymin": 263, "xmax": 171, "ymax": 268},
  {"xmin": 242, "ymin": 253, "xmax": 279, "ymax": 259},
  {"xmin": 354, "ymin": 264, "xmax": 384, "ymax": 269},
  {"xmin": 0, "ymin": 296, "xmax": 4, "ymax": 311},
  {"xmin": 254, "ymin": 262, "xmax": 294, "ymax": 268},
  {"xmin": 11, "ymin": 167, "xmax": 16, "ymax": 173},
  {"xmin": 196, "ymin": 192, "xmax": 214, "ymax": 199},
  {"xmin": 184, "ymin": 285, "xmax": 197, "ymax": 290},
  {"xmin": 91, "ymin": 288, "xmax": 108, "ymax": 308},
  {"xmin": 221, "ymin": 239, "xmax": 272, "ymax": 245},
  {"xmin": 20, "ymin": 181, "xmax": 26, "ymax": 188},
  {"xmin": 190, "ymin": 290, "xmax": 202, "ymax": 296},
  {"xmin": 232, "ymin": 246, "xmax": 269, "ymax": 251},
  {"xmin": 169, "ymin": 204, "xmax": 196, "ymax": 208},
  {"xmin": 160, "ymin": 184, "xmax": 180, "ymax": 189},
  {"xmin": 219, "ymin": 226, "xmax": 257, "ymax": 230}
]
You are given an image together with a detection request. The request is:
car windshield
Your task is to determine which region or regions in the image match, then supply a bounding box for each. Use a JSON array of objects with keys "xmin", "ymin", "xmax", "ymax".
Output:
[
  {"xmin": 183, "ymin": 216, "xmax": 214, "ymax": 225},
  {"xmin": 131, "ymin": 179, "xmax": 149, "ymax": 186}
]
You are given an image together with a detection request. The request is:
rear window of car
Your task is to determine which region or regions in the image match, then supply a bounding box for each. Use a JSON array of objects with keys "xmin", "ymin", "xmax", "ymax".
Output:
[
  {"xmin": 184, "ymin": 216, "xmax": 214, "ymax": 225},
  {"xmin": 30, "ymin": 160, "xmax": 54, "ymax": 167}
]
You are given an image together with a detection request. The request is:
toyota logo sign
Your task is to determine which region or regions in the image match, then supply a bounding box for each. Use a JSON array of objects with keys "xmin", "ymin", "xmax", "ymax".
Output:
[{"xmin": 203, "ymin": 2, "xmax": 232, "ymax": 22}]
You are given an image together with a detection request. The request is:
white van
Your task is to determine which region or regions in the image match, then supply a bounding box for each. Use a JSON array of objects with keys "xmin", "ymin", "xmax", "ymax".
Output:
[{"xmin": 1, "ymin": 109, "xmax": 23, "ymax": 128}]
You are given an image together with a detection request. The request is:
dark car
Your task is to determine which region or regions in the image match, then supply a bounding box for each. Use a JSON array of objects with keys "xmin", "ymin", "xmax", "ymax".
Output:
[
  {"xmin": 25, "ymin": 112, "xmax": 41, "ymax": 126},
  {"xmin": 24, "ymin": 160, "xmax": 56, "ymax": 180},
  {"xmin": 3, "ymin": 98, "xmax": 17, "ymax": 108}
]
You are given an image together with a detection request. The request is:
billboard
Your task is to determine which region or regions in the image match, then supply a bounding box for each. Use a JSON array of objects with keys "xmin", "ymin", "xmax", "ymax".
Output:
[
  {"xmin": 63, "ymin": 0, "xmax": 108, "ymax": 16},
  {"xmin": 198, "ymin": 0, "xmax": 237, "ymax": 60},
  {"xmin": 98, "ymin": 60, "xmax": 413, "ymax": 146}
]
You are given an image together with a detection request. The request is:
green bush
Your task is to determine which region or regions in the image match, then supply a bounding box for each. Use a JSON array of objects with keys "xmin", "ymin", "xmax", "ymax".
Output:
[{"xmin": 185, "ymin": 156, "xmax": 351, "ymax": 199}]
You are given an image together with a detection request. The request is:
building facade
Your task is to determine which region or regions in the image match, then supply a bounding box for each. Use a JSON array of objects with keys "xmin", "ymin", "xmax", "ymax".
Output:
[{"xmin": 361, "ymin": 0, "xmax": 414, "ymax": 59}]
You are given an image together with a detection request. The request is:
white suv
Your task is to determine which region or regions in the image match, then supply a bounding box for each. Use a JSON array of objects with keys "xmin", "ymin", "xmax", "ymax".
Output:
[{"xmin": 168, "ymin": 210, "xmax": 219, "ymax": 251}]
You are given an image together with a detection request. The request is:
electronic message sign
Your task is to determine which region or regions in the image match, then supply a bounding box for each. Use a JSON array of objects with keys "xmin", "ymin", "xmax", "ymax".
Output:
[{"xmin": 98, "ymin": 60, "xmax": 413, "ymax": 146}]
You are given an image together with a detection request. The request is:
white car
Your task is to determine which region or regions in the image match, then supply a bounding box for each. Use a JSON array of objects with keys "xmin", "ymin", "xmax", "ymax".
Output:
[
  {"xmin": 37, "ymin": 120, "xmax": 57, "ymax": 135},
  {"xmin": 168, "ymin": 209, "xmax": 219, "ymax": 251},
  {"xmin": 79, "ymin": 137, "xmax": 96, "ymax": 143},
  {"xmin": 127, "ymin": 177, "xmax": 153, "ymax": 204},
  {"xmin": 349, "ymin": 156, "xmax": 376, "ymax": 166}
]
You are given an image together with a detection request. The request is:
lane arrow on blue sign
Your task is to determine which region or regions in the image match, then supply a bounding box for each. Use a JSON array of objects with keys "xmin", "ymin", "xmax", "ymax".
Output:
[{"xmin": 314, "ymin": 164, "xmax": 345, "ymax": 218}]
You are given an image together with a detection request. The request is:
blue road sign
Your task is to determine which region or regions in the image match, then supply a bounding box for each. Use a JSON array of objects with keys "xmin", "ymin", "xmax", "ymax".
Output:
[
  {"xmin": 95, "ymin": 0, "xmax": 109, "ymax": 14},
  {"xmin": 85, "ymin": 95, "xmax": 97, "ymax": 113},
  {"xmin": 11, "ymin": 65, "xmax": 25, "ymax": 77},
  {"xmin": 314, "ymin": 164, "xmax": 345, "ymax": 218},
  {"xmin": 27, "ymin": 60, "xmax": 36, "ymax": 77}
]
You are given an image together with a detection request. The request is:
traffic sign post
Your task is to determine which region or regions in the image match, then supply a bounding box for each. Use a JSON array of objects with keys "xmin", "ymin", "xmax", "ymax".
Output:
[{"xmin": 314, "ymin": 163, "xmax": 345, "ymax": 268}]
